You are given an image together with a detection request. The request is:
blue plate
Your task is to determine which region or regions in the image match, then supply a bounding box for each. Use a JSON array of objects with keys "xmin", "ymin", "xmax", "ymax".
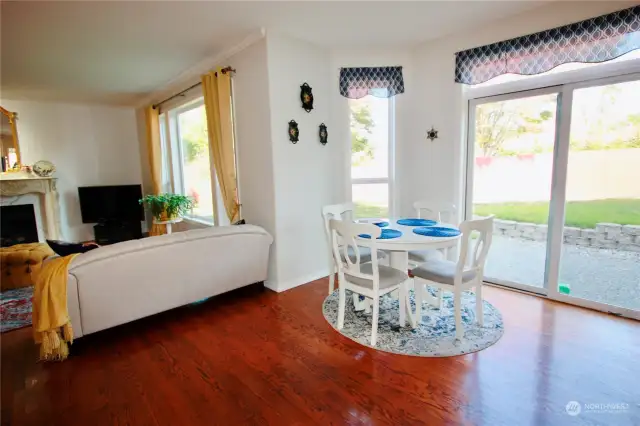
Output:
[
  {"xmin": 413, "ymin": 226, "xmax": 461, "ymax": 237},
  {"xmin": 397, "ymin": 218, "xmax": 437, "ymax": 227},
  {"xmin": 359, "ymin": 228, "xmax": 403, "ymax": 239},
  {"xmin": 373, "ymin": 221, "xmax": 389, "ymax": 228}
]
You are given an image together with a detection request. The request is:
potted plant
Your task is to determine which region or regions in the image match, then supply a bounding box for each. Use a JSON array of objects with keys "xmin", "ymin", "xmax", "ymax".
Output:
[{"xmin": 139, "ymin": 194, "xmax": 195, "ymax": 221}]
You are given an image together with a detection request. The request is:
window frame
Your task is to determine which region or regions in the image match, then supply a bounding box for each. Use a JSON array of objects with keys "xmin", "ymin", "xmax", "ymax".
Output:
[
  {"xmin": 349, "ymin": 95, "xmax": 396, "ymax": 218},
  {"xmin": 159, "ymin": 96, "xmax": 222, "ymax": 226}
]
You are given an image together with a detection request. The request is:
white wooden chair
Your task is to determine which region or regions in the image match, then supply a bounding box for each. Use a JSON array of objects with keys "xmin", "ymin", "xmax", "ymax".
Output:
[
  {"xmin": 410, "ymin": 216, "xmax": 494, "ymax": 340},
  {"xmin": 408, "ymin": 201, "xmax": 458, "ymax": 265},
  {"xmin": 329, "ymin": 219, "xmax": 411, "ymax": 346},
  {"xmin": 322, "ymin": 203, "xmax": 385, "ymax": 295}
]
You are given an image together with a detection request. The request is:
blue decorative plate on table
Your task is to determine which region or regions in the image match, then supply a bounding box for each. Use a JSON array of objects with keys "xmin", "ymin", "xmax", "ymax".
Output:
[
  {"xmin": 372, "ymin": 221, "xmax": 389, "ymax": 228},
  {"xmin": 397, "ymin": 218, "xmax": 437, "ymax": 227},
  {"xmin": 413, "ymin": 226, "xmax": 461, "ymax": 237},
  {"xmin": 359, "ymin": 228, "xmax": 403, "ymax": 239}
]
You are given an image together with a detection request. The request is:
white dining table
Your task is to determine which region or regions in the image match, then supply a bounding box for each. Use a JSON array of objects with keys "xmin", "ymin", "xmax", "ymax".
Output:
[{"xmin": 354, "ymin": 217, "xmax": 462, "ymax": 324}]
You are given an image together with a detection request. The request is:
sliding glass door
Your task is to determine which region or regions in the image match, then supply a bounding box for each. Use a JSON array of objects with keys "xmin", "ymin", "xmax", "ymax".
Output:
[
  {"xmin": 557, "ymin": 79, "xmax": 640, "ymax": 313},
  {"xmin": 467, "ymin": 75, "xmax": 640, "ymax": 318},
  {"xmin": 468, "ymin": 88, "xmax": 561, "ymax": 294}
]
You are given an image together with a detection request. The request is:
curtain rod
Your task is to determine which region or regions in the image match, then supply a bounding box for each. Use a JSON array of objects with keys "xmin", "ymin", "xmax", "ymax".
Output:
[{"xmin": 152, "ymin": 66, "xmax": 236, "ymax": 109}]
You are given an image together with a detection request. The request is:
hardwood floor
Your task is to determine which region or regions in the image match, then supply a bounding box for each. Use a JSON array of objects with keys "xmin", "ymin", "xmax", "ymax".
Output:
[{"xmin": 2, "ymin": 279, "xmax": 639, "ymax": 426}]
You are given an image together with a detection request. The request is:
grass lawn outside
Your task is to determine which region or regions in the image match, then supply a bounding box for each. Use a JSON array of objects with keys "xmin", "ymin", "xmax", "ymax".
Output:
[
  {"xmin": 474, "ymin": 198, "xmax": 640, "ymax": 229},
  {"xmin": 354, "ymin": 203, "xmax": 388, "ymax": 219}
]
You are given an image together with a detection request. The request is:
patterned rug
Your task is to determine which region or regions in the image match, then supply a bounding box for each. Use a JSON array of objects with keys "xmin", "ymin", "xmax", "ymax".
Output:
[
  {"xmin": 323, "ymin": 289, "xmax": 504, "ymax": 357},
  {"xmin": 1, "ymin": 286, "xmax": 33, "ymax": 333}
]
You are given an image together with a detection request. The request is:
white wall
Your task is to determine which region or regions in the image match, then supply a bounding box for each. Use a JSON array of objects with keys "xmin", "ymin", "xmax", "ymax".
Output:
[
  {"xmin": 402, "ymin": 1, "xmax": 638, "ymax": 221},
  {"xmin": 265, "ymin": 32, "xmax": 334, "ymax": 291},
  {"xmin": 2, "ymin": 100, "xmax": 142, "ymax": 241},
  {"xmin": 227, "ymin": 37, "xmax": 280, "ymax": 284}
]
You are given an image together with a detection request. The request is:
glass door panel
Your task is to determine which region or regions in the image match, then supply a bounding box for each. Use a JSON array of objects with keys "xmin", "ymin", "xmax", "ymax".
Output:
[
  {"xmin": 471, "ymin": 92, "xmax": 560, "ymax": 289},
  {"xmin": 558, "ymin": 79, "xmax": 640, "ymax": 311}
]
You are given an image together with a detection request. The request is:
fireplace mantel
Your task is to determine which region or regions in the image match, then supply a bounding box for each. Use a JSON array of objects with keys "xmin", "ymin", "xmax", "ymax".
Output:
[{"xmin": 0, "ymin": 173, "xmax": 62, "ymax": 240}]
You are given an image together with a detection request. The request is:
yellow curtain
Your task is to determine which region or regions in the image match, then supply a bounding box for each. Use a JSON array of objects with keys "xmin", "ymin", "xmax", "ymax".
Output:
[
  {"xmin": 145, "ymin": 106, "xmax": 167, "ymax": 236},
  {"xmin": 201, "ymin": 69, "xmax": 240, "ymax": 223}
]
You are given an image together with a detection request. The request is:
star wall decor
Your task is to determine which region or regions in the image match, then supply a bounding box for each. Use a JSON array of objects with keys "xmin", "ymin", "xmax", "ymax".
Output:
[{"xmin": 426, "ymin": 127, "xmax": 439, "ymax": 141}]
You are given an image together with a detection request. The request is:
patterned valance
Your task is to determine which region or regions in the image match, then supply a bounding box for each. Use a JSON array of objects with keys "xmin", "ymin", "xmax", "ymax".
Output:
[
  {"xmin": 339, "ymin": 66, "xmax": 405, "ymax": 99},
  {"xmin": 455, "ymin": 6, "xmax": 640, "ymax": 85}
]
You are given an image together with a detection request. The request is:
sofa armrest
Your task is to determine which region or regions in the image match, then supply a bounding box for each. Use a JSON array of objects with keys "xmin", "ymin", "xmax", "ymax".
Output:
[{"xmin": 67, "ymin": 273, "xmax": 83, "ymax": 339}]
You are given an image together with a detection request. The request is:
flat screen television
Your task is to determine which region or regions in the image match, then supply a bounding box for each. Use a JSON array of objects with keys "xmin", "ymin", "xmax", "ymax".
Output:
[{"xmin": 78, "ymin": 184, "xmax": 144, "ymax": 224}]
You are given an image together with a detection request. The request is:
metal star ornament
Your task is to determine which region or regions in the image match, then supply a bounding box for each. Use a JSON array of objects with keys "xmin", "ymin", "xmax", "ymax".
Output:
[{"xmin": 426, "ymin": 127, "xmax": 439, "ymax": 141}]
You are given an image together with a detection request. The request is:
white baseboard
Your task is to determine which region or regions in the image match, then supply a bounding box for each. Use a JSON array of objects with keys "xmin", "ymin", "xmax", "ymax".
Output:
[{"xmin": 264, "ymin": 269, "xmax": 329, "ymax": 293}]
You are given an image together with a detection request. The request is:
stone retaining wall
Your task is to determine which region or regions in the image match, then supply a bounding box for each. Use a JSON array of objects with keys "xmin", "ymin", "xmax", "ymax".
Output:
[{"xmin": 493, "ymin": 219, "xmax": 640, "ymax": 252}]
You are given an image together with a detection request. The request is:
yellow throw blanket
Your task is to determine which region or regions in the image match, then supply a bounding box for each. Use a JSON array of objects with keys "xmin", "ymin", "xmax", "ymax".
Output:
[{"xmin": 32, "ymin": 254, "xmax": 79, "ymax": 361}]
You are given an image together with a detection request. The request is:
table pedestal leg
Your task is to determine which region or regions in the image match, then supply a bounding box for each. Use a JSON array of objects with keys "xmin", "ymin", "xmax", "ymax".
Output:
[
  {"xmin": 388, "ymin": 252, "xmax": 417, "ymax": 328},
  {"xmin": 353, "ymin": 294, "xmax": 369, "ymax": 311}
]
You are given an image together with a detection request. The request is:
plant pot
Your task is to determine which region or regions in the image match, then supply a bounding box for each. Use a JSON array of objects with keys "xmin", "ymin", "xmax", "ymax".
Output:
[{"xmin": 156, "ymin": 211, "xmax": 181, "ymax": 222}]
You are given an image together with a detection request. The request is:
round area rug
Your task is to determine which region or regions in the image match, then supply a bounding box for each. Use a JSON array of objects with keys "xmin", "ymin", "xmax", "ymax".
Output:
[{"xmin": 323, "ymin": 289, "xmax": 504, "ymax": 357}]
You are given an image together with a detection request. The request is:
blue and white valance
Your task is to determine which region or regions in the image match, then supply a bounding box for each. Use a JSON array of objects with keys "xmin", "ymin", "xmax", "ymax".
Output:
[
  {"xmin": 455, "ymin": 6, "xmax": 640, "ymax": 85},
  {"xmin": 339, "ymin": 66, "xmax": 405, "ymax": 99}
]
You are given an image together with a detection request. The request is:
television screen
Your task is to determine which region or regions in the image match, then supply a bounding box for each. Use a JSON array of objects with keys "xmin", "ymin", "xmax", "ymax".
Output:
[{"xmin": 78, "ymin": 185, "xmax": 144, "ymax": 223}]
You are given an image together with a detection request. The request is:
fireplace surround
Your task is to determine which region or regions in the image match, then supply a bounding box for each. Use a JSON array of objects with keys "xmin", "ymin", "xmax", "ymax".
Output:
[{"xmin": 0, "ymin": 173, "xmax": 61, "ymax": 244}]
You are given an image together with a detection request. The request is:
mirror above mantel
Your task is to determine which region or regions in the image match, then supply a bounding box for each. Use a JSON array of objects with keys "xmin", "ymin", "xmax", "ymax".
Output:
[{"xmin": 1, "ymin": 106, "xmax": 21, "ymax": 169}]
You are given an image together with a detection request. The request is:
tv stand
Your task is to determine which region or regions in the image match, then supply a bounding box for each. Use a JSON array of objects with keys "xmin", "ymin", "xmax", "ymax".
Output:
[{"xmin": 93, "ymin": 221, "xmax": 142, "ymax": 245}]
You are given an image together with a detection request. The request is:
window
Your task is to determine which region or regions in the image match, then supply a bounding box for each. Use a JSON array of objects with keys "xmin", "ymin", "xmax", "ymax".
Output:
[
  {"xmin": 350, "ymin": 95, "xmax": 394, "ymax": 218},
  {"xmin": 159, "ymin": 97, "xmax": 224, "ymax": 225}
]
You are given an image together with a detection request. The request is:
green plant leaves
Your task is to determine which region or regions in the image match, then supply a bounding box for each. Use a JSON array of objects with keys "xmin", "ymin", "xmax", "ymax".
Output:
[{"xmin": 139, "ymin": 194, "xmax": 195, "ymax": 220}]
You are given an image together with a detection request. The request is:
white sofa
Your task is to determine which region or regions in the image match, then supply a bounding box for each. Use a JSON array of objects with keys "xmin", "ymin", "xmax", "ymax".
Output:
[{"xmin": 66, "ymin": 225, "xmax": 273, "ymax": 338}]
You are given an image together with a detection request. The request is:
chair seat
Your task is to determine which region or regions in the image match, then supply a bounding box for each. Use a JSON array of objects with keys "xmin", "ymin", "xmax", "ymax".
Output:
[
  {"xmin": 408, "ymin": 249, "xmax": 444, "ymax": 264},
  {"xmin": 341, "ymin": 246, "xmax": 385, "ymax": 264},
  {"xmin": 345, "ymin": 264, "xmax": 407, "ymax": 289},
  {"xmin": 411, "ymin": 259, "xmax": 477, "ymax": 285}
]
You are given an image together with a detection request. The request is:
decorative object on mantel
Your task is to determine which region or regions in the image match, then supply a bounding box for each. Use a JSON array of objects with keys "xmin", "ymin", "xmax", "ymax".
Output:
[
  {"xmin": 1, "ymin": 106, "xmax": 21, "ymax": 166},
  {"xmin": 339, "ymin": 66, "xmax": 405, "ymax": 99},
  {"xmin": 32, "ymin": 160, "xmax": 56, "ymax": 177},
  {"xmin": 455, "ymin": 5, "xmax": 640, "ymax": 85},
  {"xmin": 426, "ymin": 126, "xmax": 439, "ymax": 141},
  {"xmin": 288, "ymin": 120, "xmax": 299, "ymax": 144},
  {"xmin": 319, "ymin": 123, "xmax": 328, "ymax": 145},
  {"xmin": 300, "ymin": 83, "xmax": 314, "ymax": 112}
]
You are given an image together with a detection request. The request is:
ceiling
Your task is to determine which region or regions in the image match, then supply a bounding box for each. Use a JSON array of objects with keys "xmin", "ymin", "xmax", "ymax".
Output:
[{"xmin": 1, "ymin": 1, "xmax": 547, "ymax": 106}]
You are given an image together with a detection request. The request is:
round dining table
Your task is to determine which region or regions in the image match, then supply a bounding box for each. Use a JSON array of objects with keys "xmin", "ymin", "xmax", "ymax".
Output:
[{"xmin": 354, "ymin": 217, "xmax": 462, "ymax": 325}]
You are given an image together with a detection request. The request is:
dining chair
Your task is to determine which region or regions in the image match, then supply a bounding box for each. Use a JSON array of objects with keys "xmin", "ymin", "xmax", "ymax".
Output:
[
  {"xmin": 329, "ymin": 219, "xmax": 411, "ymax": 346},
  {"xmin": 321, "ymin": 203, "xmax": 385, "ymax": 295},
  {"xmin": 414, "ymin": 201, "xmax": 457, "ymax": 223},
  {"xmin": 410, "ymin": 215, "xmax": 494, "ymax": 340},
  {"xmin": 408, "ymin": 201, "xmax": 458, "ymax": 265}
]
